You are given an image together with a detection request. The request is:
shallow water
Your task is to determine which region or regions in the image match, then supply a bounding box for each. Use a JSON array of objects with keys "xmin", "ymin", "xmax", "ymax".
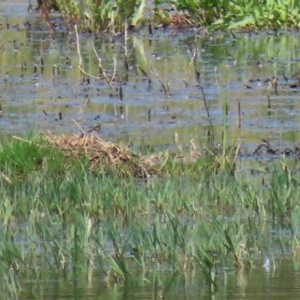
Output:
[
  {"xmin": 14, "ymin": 258, "xmax": 300, "ymax": 300},
  {"xmin": 2, "ymin": 1, "xmax": 300, "ymax": 155}
]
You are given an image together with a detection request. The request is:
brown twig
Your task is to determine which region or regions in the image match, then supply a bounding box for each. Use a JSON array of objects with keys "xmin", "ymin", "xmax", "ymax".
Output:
[{"xmin": 75, "ymin": 25, "xmax": 114, "ymax": 89}]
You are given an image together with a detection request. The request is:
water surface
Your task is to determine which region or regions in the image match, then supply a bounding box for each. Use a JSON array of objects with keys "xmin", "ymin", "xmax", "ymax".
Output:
[
  {"xmin": 15, "ymin": 258, "xmax": 300, "ymax": 299},
  {"xmin": 2, "ymin": 2, "xmax": 300, "ymax": 155}
]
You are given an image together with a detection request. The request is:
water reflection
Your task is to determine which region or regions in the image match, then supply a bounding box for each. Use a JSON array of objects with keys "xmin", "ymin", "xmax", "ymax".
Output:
[
  {"xmin": 223, "ymin": 259, "xmax": 300, "ymax": 300},
  {"xmin": 12, "ymin": 259, "xmax": 300, "ymax": 299},
  {"xmin": 2, "ymin": 2, "xmax": 300, "ymax": 152}
]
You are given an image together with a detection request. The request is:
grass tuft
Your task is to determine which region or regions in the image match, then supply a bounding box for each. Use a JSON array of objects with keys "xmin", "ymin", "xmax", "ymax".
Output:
[{"xmin": 0, "ymin": 133, "xmax": 299, "ymax": 296}]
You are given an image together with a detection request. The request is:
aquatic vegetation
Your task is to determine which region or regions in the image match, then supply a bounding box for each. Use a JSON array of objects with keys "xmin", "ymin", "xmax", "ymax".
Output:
[
  {"xmin": 0, "ymin": 132, "xmax": 300, "ymax": 297},
  {"xmin": 169, "ymin": 0, "xmax": 300, "ymax": 29},
  {"xmin": 38, "ymin": 0, "xmax": 300, "ymax": 32},
  {"xmin": 3, "ymin": 1, "xmax": 300, "ymax": 297},
  {"xmin": 51, "ymin": 0, "xmax": 147, "ymax": 33}
]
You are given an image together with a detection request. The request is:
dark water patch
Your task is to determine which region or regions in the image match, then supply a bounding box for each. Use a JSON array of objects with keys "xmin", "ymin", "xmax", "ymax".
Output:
[{"xmin": 11, "ymin": 259, "xmax": 300, "ymax": 300}]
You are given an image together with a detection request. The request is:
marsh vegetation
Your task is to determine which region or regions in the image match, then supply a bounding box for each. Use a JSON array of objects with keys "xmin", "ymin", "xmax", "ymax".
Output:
[
  {"xmin": 2, "ymin": 0, "xmax": 300, "ymax": 298},
  {"xmin": 1, "ymin": 131, "xmax": 300, "ymax": 298},
  {"xmin": 38, "ymin": 0, "xmax": 300, "ymax": 33}
]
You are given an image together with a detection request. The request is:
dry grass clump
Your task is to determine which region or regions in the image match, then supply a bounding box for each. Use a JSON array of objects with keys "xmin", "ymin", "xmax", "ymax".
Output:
[{"xmin": 45, "ymin": 132, "xmax": 157, "ymax": 178}]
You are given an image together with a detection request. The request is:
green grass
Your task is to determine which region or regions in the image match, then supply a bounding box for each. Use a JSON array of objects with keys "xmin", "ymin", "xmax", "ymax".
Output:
[
  {"xmin": 0, "ymin": 133, "xmax": 300, "ymax": 297},
  {"xmin": 39, "ymin": 0, "xmax": 300, "ymax": 32}
]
